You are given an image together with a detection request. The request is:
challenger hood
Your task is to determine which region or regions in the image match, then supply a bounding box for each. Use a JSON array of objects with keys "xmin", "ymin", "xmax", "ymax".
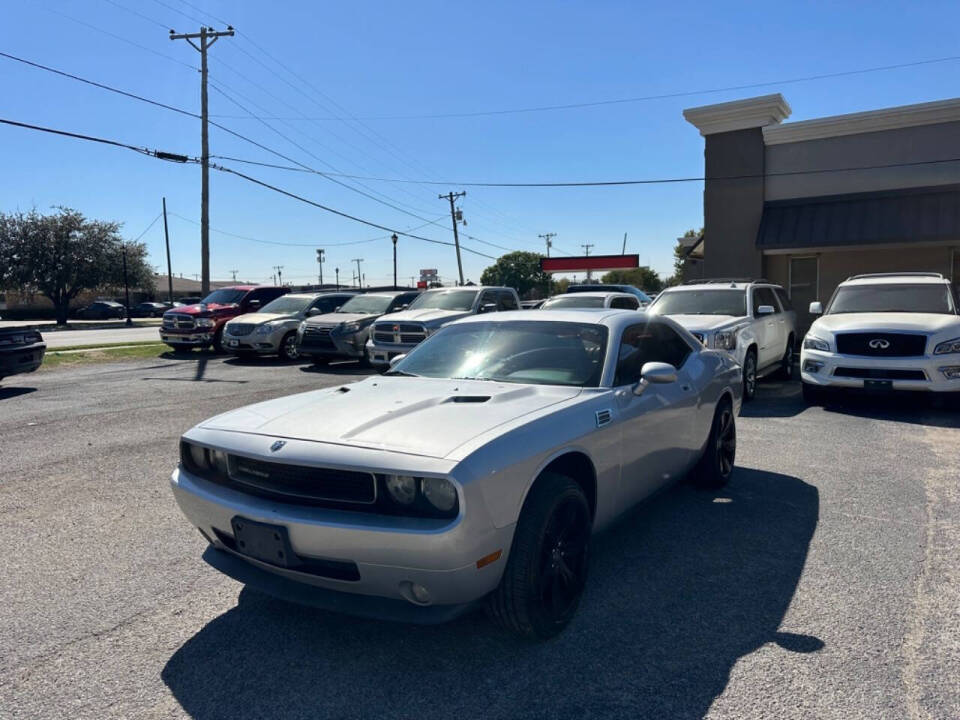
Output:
[
  {"xmin": 200, "ymin": 376, "xmax": 581, "ymax": 458},
  {"xmin": 812, "ymin": 312, "xmax": 960, "ymax": 335},
  {"xmin": 666, "ymin": 314, "xmax": 743, "ymax": 332},
  {"xmin": 375, "ymin": 308, "xmax": 472, "ymax": 326}
]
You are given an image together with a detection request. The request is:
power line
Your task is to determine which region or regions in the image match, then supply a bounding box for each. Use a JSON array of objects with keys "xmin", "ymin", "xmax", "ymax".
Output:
[
  {"xmin": 208, "ymin": 54, "xmax": 960, "ymax": 121},
  {"xmin": 132, "ymin": 212, "xmax": 163, "ymax": 242}
]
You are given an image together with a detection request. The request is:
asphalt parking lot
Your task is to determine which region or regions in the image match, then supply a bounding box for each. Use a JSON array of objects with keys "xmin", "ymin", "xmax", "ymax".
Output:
[{"xmin": 1, "ymin": 356, "xmax": 957, "ymax": 719}]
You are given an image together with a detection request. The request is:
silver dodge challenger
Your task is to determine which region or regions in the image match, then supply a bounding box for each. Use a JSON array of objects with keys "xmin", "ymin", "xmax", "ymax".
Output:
[{"xmin": 171, "ymin": 310, "xmax": 742, "ymax": 638}]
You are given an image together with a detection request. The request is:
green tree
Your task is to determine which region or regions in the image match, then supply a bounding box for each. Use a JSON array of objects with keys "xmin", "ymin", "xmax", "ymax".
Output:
[
  {"xmin": 0, "ymin": 207, "xmax": 154, "ymax": 325},
  {"xmin": 601, "ymin": 267, "xmax": 663, "ymax": 292},
  {"xmin": 669, "ymin": 227, "xmax": 703, "ymax": 285},
  {"xmin": 479, "ymin": 251, "xmax": 552, "ymax": 298}
]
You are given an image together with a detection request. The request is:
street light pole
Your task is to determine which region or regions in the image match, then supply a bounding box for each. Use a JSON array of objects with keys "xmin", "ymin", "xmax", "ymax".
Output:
[
  {"xmin": 122, "ymin": 244, "xmax": 132, "ymax": 327},
  {"xmin": 316, "ymin": 248, "xmax": 325, "ymax": 287},
  {"xmin": 391, "ymin": 233, "xmax": 398, "ymax": 289},
  {"xmin": 335, "ymin": 267, "xmax": 340, "ymax": 289}
]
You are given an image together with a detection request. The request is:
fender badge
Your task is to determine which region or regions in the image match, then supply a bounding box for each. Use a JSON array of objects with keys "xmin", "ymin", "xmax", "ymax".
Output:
[{"xmin": 270, "ymin": 440, "xmax": 287, "ymax": 452}]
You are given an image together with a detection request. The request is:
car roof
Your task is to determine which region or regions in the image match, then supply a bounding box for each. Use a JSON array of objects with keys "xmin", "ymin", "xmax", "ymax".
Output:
[
  {"xmin": 422, "ymin": 285, "xmax": 509, "ymax": 292},
  {"xmin": 546, "ymin": 291, "xmax": 633, "ymax": 299},
  {"xmin": 452, "ymin": 308, "xmax": 650, "ymax": 329},
  {"xmin": 841, "ymin": 273, "xmax": 949, "ymax": 286}
]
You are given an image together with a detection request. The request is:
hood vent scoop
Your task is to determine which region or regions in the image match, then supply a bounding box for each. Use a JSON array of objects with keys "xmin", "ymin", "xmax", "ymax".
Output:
[
  {"xmin": 337, "ymin": 386, "xmax": 350, "ymax": 393},
  {"xmin": 449, "ymin": 395, "xmax": 490, "ymax": 404}
]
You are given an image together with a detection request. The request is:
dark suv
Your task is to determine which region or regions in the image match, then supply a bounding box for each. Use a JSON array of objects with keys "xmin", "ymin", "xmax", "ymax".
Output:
[
  {"xmin": 160, "ymin": 286, "xmax": 288, "ymax": 352},
  {"xmin": 0, "ymin": 327, "xmax": 46, "ymax": 382}
]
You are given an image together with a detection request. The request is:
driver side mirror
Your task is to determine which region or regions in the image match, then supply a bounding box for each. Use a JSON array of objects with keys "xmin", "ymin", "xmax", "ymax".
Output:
[
  {"xmin": 633, "ymin": 361, "xmax": 678, "ymax": 396},
  {"xmin": 306, "ymin": 308, "xmax": 321, "ymax": 317},
  {"xmin": 809, "ymin": 301, "xmax": 823, "ymax": 315},
  {"xmin": 478, "ymin": 302, "xmax": 497, "ymax": 314},
  {"xmin": 388, "ymin": 354, "xmax": 406, "ymax": 368},
  {"xmin": 757, "ymin": 304, "xmax": 775, "ymax": 316}
]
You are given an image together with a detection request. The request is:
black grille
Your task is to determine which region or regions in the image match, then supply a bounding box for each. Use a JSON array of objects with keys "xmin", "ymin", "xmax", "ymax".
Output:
[
  {"xmin": 373, "ymin": 332, "xmax": 395, "ymax": 343},
  {"xmin": 834, "ymin": 367, "xmax": 927, "ymax": 381},
  {"xmin": 301, "ymin": 325, "xmax": 336, "ymax": 350},
  {"xmin": 835, "ymin": 332, "xmax": 927, "ymax": 357},
  {"xmin": 400, "ymin": 334, "xmax": 424, "ymax": 344},
  {"xmin": 226, "ymin": 456, "xmax": 376, "ymax": 505},
  {"xmin": 163, "ymin": 313, "xmax": 196, "ymax": 330},
  {"xmin": 227, "ymin": 323, "xmax": 255, "ymax": 336}
]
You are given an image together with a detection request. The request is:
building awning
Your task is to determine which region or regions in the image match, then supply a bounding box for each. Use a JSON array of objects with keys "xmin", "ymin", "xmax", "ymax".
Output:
[{"xmin": 756, "ymin": 184, "xmax": 960, "ymax": 250}]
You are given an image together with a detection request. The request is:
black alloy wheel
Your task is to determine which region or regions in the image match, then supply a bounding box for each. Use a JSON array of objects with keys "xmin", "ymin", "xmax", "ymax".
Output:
[
  {"xmin": 715, "ymin": 404, "xmax": 736, "ymax": 479},
  {"xmin": 537, "ymin": 497, "xmax": 590, "ymax": 622},
  {"xmin": 691, "ymin": 398, "xmax": 736, "ymax": 489},
  {"xmin": 779, "ymin": 337, "xmax": 795, "ymax": 380}
]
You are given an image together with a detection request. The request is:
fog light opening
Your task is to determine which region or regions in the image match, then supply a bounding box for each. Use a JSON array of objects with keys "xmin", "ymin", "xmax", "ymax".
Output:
[
  {"xmin": 803, "ymin": 360, "xmax": 823, "ymax": 373},
  {"xmin": 399, "ymin": 581, "xmax": 432, "ymax": 606},
  {"xmin": 939, "ymin": 366, "xmax": 960, "ymax": 380}
]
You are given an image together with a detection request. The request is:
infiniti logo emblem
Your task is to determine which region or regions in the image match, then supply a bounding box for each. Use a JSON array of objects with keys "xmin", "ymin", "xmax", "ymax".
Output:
[
  {"xmin": 270, "ymin": 440, "xmax": 287, "ymax": 452},
  {"xmin": 868, "ymin": 338, "xmax": 890, "ymax": 350}
]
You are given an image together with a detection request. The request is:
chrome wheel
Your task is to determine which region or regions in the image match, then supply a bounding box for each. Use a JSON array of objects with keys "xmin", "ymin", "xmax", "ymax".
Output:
[
  {"xmin": 280, "ymin": 333, "xmax": 299, "ymax": 361},
  {"xmin": 537, "ymin": 498, "xmax": 589, "ymax": 621},
  {"xmin": 716, "ymin": 406, "xmax": 736, "ymax": 478}
]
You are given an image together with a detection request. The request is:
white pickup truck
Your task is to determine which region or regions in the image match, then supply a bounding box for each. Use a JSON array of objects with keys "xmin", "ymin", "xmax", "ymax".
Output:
[{"xmin": 648, "ymin": 280, "xmax": 798, "ymax": 401}]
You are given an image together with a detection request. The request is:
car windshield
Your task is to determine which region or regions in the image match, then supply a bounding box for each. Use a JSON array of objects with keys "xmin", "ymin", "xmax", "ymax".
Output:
[
  {"xmin": 827, "ymin": 284, "xmax": 956, "ymax": 314},
  {"xmin": 406, "ymin": 289, "xmax": 478, "ymax": 311},
  {"xmin": 389, "ymin": 321, "xmax": 608, "ymax": 387},
  {"xmin": 542, "ymin": 296, "xmax": 606, "ymax": 309},
  {"xmin": 649, "ymin": 289, "xmax": 747, "ymax": 316},
  {"xmin": 201, "ymin": 289, "xmax": 247, "ymax": 305},
  {"xmin": 336, "ymin": 295, "xmax": 394, "ymax": 314},
  {"xmin": 259, "ymin": 295, "xmax": 315, "ymax": 314}
]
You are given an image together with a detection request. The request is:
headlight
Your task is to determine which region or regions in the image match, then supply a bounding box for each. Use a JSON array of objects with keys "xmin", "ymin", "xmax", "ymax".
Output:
[
  {"xmin": 298, "ymin": 321, "xmax": 307, "ymax": 333},
  {"xmin": 181, "ymin": 441, "xmax": 228, "ymax": 479},
  {"xmin": 195, "ymin": 318, "xmax": 215, "ymax": 328},
  {"xmin": 341, "ymin": 322, "xmax": 362, "ymax": 334},
  {"xmin": 384, "ymin": 474, "xmax": 417, "ymax": 505},
  {"xmin": 803, "ymin": 335, "xmax": 830, "ymax": 352},
  {"xmin": 933, "ymin": 336, "xmax": 960, "ymax": 355},
  {"xmin": 255, "ymin": 323, "xmax": 278, "ymax": 335},
  {"xmin": 422, "ymin": 477, "xmax": 457, "ymax": 512},
  {"xmin": 714, "ymin": 329, "xmax": 738, "ymax": 350}
]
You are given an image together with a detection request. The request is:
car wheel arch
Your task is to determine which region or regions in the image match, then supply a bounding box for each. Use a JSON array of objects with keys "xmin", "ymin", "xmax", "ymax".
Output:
[{"xmin": 521, "ymin": 449, "xmax": 598, "ymax": 522}]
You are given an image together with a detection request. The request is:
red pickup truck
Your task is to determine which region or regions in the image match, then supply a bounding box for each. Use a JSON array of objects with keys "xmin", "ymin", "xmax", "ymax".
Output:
[{"xmin": 159, "ymin": 285, "xmax": 288, "ymax": 352}]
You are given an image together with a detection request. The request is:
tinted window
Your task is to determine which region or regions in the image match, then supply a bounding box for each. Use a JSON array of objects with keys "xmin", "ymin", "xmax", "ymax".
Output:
[
  {"xmin": 774, "ymin": 287, "xmax": 792, "ymax": 311},
  {"xmin": 614, "ymin": 321, "xmax": 693, "ymax": 386},
  {"xmin": 649, "ymin": 289, "xmax": 747, "ymax": 316},
  {"xmin": 388, "ymin": 293, "xmax": 420, "ymax": 311},
  {"xmin": 611, "ymin": 296, "xmax": 639, "ymax": 310},
  {"xmin": 542, "ymin": 296, "xmax": 606, "ymax": 309},
  {"xmin": 336, "ymin": 294, "xmax": 392, "ymax": 314},
  {"xmin": 498, "ymin": 291, "xmax": 519, "ymax": 310},
  {"xmin": 753, "ymin": 287, "xmax": 779, "ymax": 316},
  {"xmin": 314, "ymin": 296, "xmax": 346, "ymax": 313},
  {"xmin": 202, "ymin": 288, "xmax": 247, "ymax": 305},
  {"xmin": 406, "ymin": 289, "xmax": 479, "ymax": 311},
  {"xmin": 827, "ymin": 284, "xmax": 956, "ymax": 315},
  {"xmin": 260, "ymin": 295, "xmax": 316, "ymax": 314}
]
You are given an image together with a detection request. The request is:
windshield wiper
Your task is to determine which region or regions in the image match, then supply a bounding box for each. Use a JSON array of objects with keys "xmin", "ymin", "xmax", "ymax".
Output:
[
  {"xmin": 451, "ymin": 376, "xmax": 496, "ymax": 382},
  {"xmin": 383, "ymin": 369, "xmax": 419, "ymax": 377}
]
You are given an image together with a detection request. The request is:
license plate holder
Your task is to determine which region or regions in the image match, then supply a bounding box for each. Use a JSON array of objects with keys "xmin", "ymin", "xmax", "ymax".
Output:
[
  {"xmin": 863, "ymin": 379, "xmax": 893, "ymax": 392},
  {"xmin": 231, "ymin": 516, "xmax": 295, "ymax": 567}
]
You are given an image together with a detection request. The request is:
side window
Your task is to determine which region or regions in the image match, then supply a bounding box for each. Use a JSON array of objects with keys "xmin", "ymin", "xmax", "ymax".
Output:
[
  {"xmin": 316, "ymin": 296, "xmax": 342, "ymax": 313},
  {"xmin": 498, "ymin": 291, "xmax": 519, "ymax": 311},
  {"xmin": 611, "ymin": 296, "xmax": 639, "ymax": 310},
  {"xmin": 773, "ymin": 287, "xmax": 792, "ymax": 311},
  {"xmin": 614, "ymin": 321, "xmax": 692, "ymax": 386},
  {"xmin": 479, "ymin": 290, "xmax": 498, "ymax": 310},
  {"xmin": 753, "ymin": 287, "xmax": 779, "ymax": 316}
]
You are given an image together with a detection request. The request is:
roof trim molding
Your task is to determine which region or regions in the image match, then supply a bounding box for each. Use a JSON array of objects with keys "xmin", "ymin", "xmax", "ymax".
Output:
[
  {"xmin": 683, "ymin": 94, "xmax": 792, "ymax": 136},
  {"xmin": 763, "ymin": 96, "xmax": 960, "ymax": 145}
]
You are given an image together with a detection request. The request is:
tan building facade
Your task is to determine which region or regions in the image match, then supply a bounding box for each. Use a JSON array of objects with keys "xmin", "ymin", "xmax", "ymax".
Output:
[{"xmin": 684, "ymin": 94, "xmax": 960, "ymax": 332}]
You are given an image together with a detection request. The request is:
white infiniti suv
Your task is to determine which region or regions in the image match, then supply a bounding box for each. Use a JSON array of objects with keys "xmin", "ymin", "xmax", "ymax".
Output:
[
  {"xmin": 648, "ymin": 280, "xmax": 798, "ymax": 401},
  {"xmin": 801, "ymin": 272, "xmax": 960, "ymax": 403}
]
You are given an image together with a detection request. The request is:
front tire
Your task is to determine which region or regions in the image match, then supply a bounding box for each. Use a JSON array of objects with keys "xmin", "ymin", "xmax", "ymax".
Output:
[
  {"xmin": 777, "ymin": 335, "xmax": 795, "ymax": 380},
  {"xmin": 211, "ymin": 328, "xmax": 224, "ymax": 354},
  {"xmin": 487, "ymin": 473, "xmax": 590, "ymax": 640},
  {"xmin": 742, "ymin": 349, "xmax": 758, "ymax": 401},
  {"xmin": 691, "ymin": 397, "xmax": 736, "ymax": 489},
  {"xmin": 278, "ymin": 332, "xmax": 299, "ymax": 361}
]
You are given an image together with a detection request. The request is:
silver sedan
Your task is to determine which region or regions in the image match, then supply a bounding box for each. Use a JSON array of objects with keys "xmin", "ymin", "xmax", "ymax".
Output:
[{"xmin": 171, "ymin": 310, "xmax": 742, "ymax": 638}]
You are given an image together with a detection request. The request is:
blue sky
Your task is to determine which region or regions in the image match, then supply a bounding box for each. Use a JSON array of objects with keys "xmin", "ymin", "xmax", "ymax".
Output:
[{"xmin": 2, "ymin": 0, "xmax": 959, "ymax": 287}]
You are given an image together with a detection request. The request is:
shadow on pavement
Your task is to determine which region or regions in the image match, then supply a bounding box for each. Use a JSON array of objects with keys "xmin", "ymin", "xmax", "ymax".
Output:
[
  {"xmin": 740, "ymin": 378, "xmax": 806, "ymax": 418},
  {"xmin": 0, "ymin": 386, "xmax": 37, "ymax": 400},
  {"xmin": 163, "ymin": 468, "xmax": 820, "ymax": 719},
  {"xmin": 299, "ymin": 361, "xmax": 373, "ymax": 377},
  {"xmin": 818, "ymin": 389, "xmax": 960, "ymax": 429},
  {"xmin": 223, "ymin": 355, "xmax": 308, "ymax": 368}
]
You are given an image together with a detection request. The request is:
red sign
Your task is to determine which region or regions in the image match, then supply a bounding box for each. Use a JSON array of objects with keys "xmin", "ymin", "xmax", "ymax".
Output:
[
  {"xmin": 540, "ymin": 254, "xmax": 640, "ymax": 274},
  {"xmin": 417, "ymin": 280, "xmax": 428, "ymax": 289}
]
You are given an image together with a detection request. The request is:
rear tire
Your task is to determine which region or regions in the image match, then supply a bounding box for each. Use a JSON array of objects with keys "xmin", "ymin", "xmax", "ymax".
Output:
[
  {"xmin": 777, "ymin": 335, "xmax": 795, "ymax": 380},
  {"xmin": 486, "ymin": 473, "xmax": 590, "ymax": 640},
  {"xmin": 691, "ymin": 397, "xmax": 736, "ymax": 489},
  {"xmin": 742, "ymin": 349, "xmax": 758, "ymax": 402},
  {"xmin": 278, "ymin": 332, "xmax": 299, "ymax": 361}
]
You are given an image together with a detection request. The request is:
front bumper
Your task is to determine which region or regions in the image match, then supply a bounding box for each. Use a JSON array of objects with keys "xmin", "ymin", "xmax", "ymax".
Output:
[
  {"xmin": 223, "ymin": 329, "xmax": 282, "ymax": 355},
  {"xmin": 299, "ymin": 329, "xmax": 368, "ymax": 359},
  {"xmin": 0, "ymin": 342, "xmax": 46, "ymax": 376},
  {"xmin": 160, "ymin": 329, "xmax": 213, "ymax": 347},
  {"xmin": 366, "ymin": 337, "xmax": 422, "ymax": 366},
  {"xmin": 800, "ymin": 348, "xmax": 960, "ymax": 392},
  {"xmin": 170, "ymin": 466, "xmax": 514, "ymax": 614}
]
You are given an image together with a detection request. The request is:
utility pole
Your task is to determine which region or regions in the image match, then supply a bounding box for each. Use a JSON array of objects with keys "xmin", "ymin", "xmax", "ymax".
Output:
[
  {"xmin": 316, "ymin": 248, "xmax": 325, "ymax": 287},
  {"xmin": 621, "ymin": 233, "xmax": 628, "ymax": 254},
  {"xmin": 352, "ymin": 258, "xmax": 364, "ymax": 289},
  {"xmin": 539, "ymin": 232, "xmax": 556, "ymax": 257},
  {"xmin": 439, "ymin": 191, "xmax": 466, "ymax": 285},
  {"xmin": 273, "ymin": 265, "xmax": 284, "ymax": 286},
  {"xmin": 581, "ymin": 243, "xmax": 595, "ymax": 281},
  {"xmin": 230, "ymin": 270, "xmax": 238, "ymax": 281},
  {"xmin": 162, "ymin": 197, "xmax": 173, "ymax": 304},
  {"xmin": 335, "ymin": 267, "xmax": 340, "ymax": 289},
  {"xmin": 122, "ymin": 244, "xmax": 132, "ymax": 327},
  {"xmin": 170, "ymin": 24, "xmax": 234, "ymax": 296},
  {"xmin": 391, "ymin": 234, "xmax": 398, "ymax": 289}
]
